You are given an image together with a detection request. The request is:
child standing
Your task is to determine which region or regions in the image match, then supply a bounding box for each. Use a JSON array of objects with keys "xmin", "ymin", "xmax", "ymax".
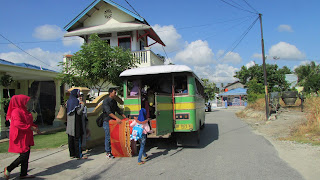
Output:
[{"xmin": 130, "ymin": 108, "xmax": 153, "ymax": 165}]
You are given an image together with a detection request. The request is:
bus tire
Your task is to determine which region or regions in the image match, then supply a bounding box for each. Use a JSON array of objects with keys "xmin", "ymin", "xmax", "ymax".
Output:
[{"xmin": 200, "ymin": 121, "xmax": 205, "ymax": 129}]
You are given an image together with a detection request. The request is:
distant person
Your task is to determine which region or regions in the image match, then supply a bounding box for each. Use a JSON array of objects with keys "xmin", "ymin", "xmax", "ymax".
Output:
[
  {"xmin": 130, "ymin": 108, "xmax": 153, "ymax": 165},
  {"xmin": 4, "ymin": 95, "xmax": 41, "ymax": 179},
  {"xmin": 102, "ymin": 88, "xmax": 126, "ymax": 159},
  {"xmin": 66, "ymin": 89, "xmax": 87, "ymax": 160},
  {"xmin": 180, "ymin": 83, "xmax": 188, "ymax": 93},
  {"xmin": 130, "ymin": 80, "xmax": 139, "ymax": 96}
]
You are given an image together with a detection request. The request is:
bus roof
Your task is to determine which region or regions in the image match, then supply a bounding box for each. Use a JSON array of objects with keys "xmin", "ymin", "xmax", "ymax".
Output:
[{"xmin": 120, "ymin": 65, "xmax": 193, "ymax": 77}]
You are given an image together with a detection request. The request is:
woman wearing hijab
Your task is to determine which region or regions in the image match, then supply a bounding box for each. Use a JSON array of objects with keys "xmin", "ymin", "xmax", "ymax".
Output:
[
  {"xmin": 66, "ymin": 89, "xmax": 86, "ymax": 160},
  {"xmin": 3, "ymin": 95, "xmax": 40, "ymax": 179}
]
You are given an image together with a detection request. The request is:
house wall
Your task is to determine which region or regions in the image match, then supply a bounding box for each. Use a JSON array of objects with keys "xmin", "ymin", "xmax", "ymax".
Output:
[{"xmin": 83, "ymin": 3, "xmax": 142, "ymax": 51}]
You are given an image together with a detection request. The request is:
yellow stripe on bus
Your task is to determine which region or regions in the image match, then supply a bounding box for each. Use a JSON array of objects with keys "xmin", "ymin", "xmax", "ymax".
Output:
[
  {"xmin": 125, "ymin": 103, "xmax": 196, "ymax": 111},
  {"xmin": 124, "ymin": 105, "xmax": 140, "ymax": 111},
  {"xmin": 157, "ymin": 103, "xmax": 195, "ymax": 110}
]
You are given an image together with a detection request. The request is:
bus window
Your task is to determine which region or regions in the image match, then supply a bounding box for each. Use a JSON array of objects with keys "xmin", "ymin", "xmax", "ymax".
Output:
[
  {"xmin": 158, "ymin": 76, "xmax": 172, "ymax": 94},
  {"xmin": 127, "ymin": 80, "xmax": 139, "ymax": 97},
  {"xmin": 174, "ymin": 76, "xmax": 188, "ymax": 94},
  {"xmin": 195, "ymin": 79, "xmax": 204, "ymax": 96}
]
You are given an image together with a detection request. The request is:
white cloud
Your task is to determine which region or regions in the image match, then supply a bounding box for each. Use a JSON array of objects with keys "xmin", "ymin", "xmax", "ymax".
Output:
[
  {"xmin": 245, "ymin": 61, "xmax": 255, "ymax": 68},
  {"xmin": 194, "ymin": 64, "xmax": 239, "ymax": 86},
  {"xmin": 174, "ymin": 40, "xmax": 214, "ymax": 65},
  {"xmin": 63, "ymin": 36, "xmax": 84, "ymax": 47},
  {"xmin": 33, "ymin": 24, "xmax": 65, "ymax": 40},
  {"xmin": 252, "ymin": 53, "xmax": 262, "ymax": 59},
  {"xmin": 151, "ymin": 24, "xmax": 183, "ymax": 53},
  {"xmin": 277, "ymin": 24, "xmax": 293, "ymax": 32},
  {"xmin": 293, "ymin": 60, "xmax": 312, "ymax": 70},
  {"xmin": 268, "ymin": 41, "xmax": 305, "ymax": 60},
  {"xmin": 0, "ymin": 48, "xmax": 70, "ymax": 71},
  {"xmin": 218, "ymin": 51, "xmax": 242, "ymax": 64}
]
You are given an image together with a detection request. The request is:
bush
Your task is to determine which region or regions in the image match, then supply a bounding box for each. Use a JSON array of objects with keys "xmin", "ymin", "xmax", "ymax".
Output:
[{"xmin": 247, "ymin": 93, "xmax": 264, "ymax": 103}]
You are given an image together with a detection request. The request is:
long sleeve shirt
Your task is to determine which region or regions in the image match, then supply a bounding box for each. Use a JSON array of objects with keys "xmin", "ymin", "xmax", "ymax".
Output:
[{"xmin": 102, "ymin": 96, "xmax": 123, "ymax": 121}]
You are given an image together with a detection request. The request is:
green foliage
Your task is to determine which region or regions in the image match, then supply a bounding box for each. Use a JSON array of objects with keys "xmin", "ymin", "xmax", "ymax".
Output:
[
  {"xmin": 201, "ymin": 78, "xmax": 217, "ymax": 101},
  {"xmin": 59, "ymin": 34, "xmax": 136, "ymax": 94},
  {"xmin": 234, "ymin": 63, "xmax": 291, "ymax": 93},
  {"xmin": 0, "ymin": 74, "xmax": 14, "ymax": 87},
  {"xmin": 247, "ymin": 93, "xmax": 265, "ymax": 103},
  {"xmin": 294, "ymin": 61, "xmax": 320, "ymax": 93}
]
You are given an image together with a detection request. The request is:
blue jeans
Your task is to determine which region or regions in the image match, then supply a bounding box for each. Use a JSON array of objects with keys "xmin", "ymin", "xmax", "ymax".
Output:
[
  {"xmin": 138, "ymin": 134, "xmax": 147, "ymax": 162},
  {"xmin": 103, "ymin": 120, "xmax": 111, "ymax": 153}
]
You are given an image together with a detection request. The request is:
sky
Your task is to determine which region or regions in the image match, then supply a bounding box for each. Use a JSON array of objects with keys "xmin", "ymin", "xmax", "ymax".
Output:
[{"xmin": 1, "ymin": 0, "xmax": 320, "ymax": 87}]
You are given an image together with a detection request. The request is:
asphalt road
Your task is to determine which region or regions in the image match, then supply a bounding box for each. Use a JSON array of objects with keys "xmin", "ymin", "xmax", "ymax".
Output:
[{"xmin": 0, "ymin": 107, "xmax": 304, "ymax": 180}]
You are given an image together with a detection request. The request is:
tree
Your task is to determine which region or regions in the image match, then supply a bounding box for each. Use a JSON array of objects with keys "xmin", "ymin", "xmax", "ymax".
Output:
[
  {"xmin": 201, "ymin": 78, "xmax": 217, "ymax": 101},
  {"xmin": 294, "ymin": 61, "xmax": 320, "ymax": 93},
  {"xmin": 234, "ymin": 64, "xmax": 291, "ymax": 93},
  {"xmin": 59, "ymin": 34, "xmax": 136, "ymax": 95}
]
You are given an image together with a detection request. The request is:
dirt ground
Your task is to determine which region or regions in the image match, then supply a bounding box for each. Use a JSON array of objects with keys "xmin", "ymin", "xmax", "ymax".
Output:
[{"xmin": 237, "ymin": 106, "xmax": 320, "ymax": 180}]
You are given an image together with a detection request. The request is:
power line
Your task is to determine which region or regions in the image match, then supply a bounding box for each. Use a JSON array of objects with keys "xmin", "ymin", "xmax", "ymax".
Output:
[
  {"xmin": 217, "ymin": 16, "xmax": 259, "ymax": 61},
  {"xmin": 242, "ymin": 0, "xmax": 259, "ymax": 13},
  {"xmin": 0, "ymin": 34, "xmax": 59, "ymax": 71},
  {"xmin": 124, "ymin": 0, "xmax": 141, "ymax": 17},
  {"xmin": 164, "ymin": 15, "xmax": 257, "ymax": 55},
  {"xmin": 217, "ymin": 0, "xmax": 258, "ymax": 14}
]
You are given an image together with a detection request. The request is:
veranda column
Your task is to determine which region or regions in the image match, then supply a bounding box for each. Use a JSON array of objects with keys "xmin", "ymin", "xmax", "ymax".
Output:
[
  {"xmin": 54, "ymin": 79, "xmax": 62, "ymax": 120},
  {"xmin": 0, "ymin": 74, "xmax": 6, "ymax": 139}
]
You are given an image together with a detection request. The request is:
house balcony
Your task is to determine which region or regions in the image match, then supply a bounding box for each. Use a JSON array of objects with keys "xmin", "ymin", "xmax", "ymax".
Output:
[{"xmin": 132, "ymin": 49, "xmax": 164, "ymax": 67}]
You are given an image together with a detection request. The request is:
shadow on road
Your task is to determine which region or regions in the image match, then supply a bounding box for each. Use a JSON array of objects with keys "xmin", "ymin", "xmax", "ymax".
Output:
[
  {"xmin": 141, "ymin": 123, "xmax": 219, "ymax": 160},
  {"xmin": 199, "ymin": 123, "xmax": 219, "ymax": 148}
]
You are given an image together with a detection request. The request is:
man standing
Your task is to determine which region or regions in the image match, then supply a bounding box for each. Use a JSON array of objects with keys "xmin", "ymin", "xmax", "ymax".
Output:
[{"xmin": 102, "ymin": 88, "xmax": 126, "ymax": 159}]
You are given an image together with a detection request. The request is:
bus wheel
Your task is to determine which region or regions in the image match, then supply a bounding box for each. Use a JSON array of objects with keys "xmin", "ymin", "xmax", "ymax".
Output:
[
  {"xmin": 196, "ymin": 129, "xmax": 200, "ymax": 144},
  {"xmin": 200, "ymin": 121, "xmax": 205, "ymax": 129}
]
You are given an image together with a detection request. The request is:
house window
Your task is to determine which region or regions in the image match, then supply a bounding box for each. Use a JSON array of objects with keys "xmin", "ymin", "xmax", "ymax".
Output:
[{"xmin": 118, "ymin": 37, "xmax": 131, "ymax": 51}]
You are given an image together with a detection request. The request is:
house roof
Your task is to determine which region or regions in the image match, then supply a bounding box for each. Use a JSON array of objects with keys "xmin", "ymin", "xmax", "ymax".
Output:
[
  {"xmin": 64, "ymin": 0, "xmax": 165, "ymax": 46},
  {"xmin": 224, "ymin": 81, "xmax": 241, "ymax": 88},
  {"xmin": 0, "ymin": 59, "xmax": 58, "ymax": 81},
  {"xmin": 64, "ymin": 0, "xmax": 144, "ymax": 31},
  {"xmin": 219, "ymin": 88, "xmax": 247, "ymax": 96},
  {"xmin": 64, "ymin": 21, "xmax": 151, "ymax": 37}
]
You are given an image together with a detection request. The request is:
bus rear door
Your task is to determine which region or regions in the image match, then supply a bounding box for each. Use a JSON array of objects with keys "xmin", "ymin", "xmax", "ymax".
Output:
[{"xmin": 155, "ymin": 93, "xmax": 174, "ymax": 136}]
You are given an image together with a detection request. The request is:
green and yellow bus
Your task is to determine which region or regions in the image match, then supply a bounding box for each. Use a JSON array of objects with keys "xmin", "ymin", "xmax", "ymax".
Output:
[{"xmin": 120, "ymin": 65, "xmax": 205, "ymax": 145}]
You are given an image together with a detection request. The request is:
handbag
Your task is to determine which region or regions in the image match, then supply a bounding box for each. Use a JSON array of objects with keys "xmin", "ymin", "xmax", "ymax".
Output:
[
  {"xmin": 96, "ymin": 113, "xmax": 105, "ymax": 127},
  {"xmin": 56, "ymin": 105, "xmax": 67, "ymax": 121}
]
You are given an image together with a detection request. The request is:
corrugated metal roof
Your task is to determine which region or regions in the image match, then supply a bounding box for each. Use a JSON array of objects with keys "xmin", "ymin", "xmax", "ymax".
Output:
[
  {"xmin": 0, "ymin": 59, "xmax": 56, "ymax": 72},
  {"xmin": 219, "ymin": 88, "xmax": 247, "ymax": 96}
]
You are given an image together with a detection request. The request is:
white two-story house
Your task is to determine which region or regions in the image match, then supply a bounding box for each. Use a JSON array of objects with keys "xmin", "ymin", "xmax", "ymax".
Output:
[{"xmin": 63, "ymin": 0, "xmax": 166, "ymax": 68}]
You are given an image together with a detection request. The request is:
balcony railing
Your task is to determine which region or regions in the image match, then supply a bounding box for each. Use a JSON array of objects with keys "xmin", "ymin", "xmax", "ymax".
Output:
[{"xmin": 131, "ymin": 49, "xmax": 164, "ymax": 67}]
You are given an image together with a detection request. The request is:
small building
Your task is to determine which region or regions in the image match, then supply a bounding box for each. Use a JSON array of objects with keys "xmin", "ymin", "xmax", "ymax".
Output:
[
  {"xmin": 0, "ymin": 59, "xmax": 61, "ymax": 139},
  {"xmin": 219, "ymin": 88, "xmax": 247, "ymax": 106}
]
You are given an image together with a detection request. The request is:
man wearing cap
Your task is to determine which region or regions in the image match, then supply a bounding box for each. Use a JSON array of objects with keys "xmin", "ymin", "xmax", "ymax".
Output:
[{"xmin": 102, "ymin": 88, "xmax": 126, "ymax": 159}]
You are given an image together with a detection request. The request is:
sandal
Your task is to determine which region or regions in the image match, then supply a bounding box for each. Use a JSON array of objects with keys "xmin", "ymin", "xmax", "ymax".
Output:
[
  {"xmin": 4, "ymin": 167, "xmax": 10, "ymax": 179},
  {"xmin": 77, "ymin": 156, "xmax": 88, "ymax": 160}
]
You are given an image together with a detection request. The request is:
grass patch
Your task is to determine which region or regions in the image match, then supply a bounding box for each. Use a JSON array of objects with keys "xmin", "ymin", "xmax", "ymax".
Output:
[
  {"xmin": 286, "ymin": 96, "xmax": 320, "ymax": 145},
  {"xmin": 0, "ymin": 129, "xmax": 67, "ymax": 153}
]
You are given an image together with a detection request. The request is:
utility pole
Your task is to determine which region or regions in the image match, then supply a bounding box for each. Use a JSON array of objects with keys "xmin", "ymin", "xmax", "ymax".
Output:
[{"xmin": 259, "ymin": 13, "xmax": 269, "ymax": 120}]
